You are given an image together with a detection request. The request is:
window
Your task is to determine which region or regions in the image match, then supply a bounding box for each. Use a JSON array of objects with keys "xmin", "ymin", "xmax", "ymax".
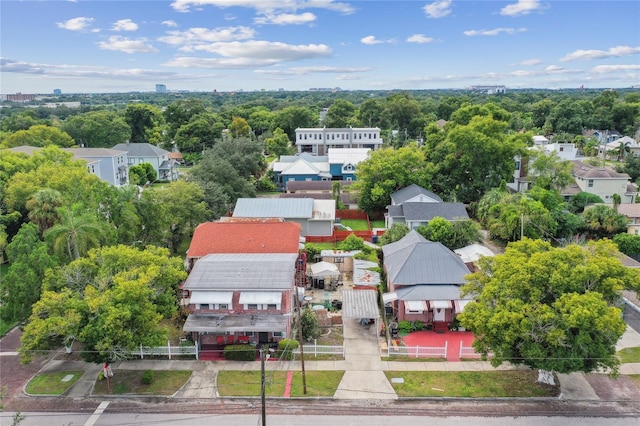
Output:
[
  {"xmin": 246, "ymin": 332, "xmax": 255, "ymax": 337},
  {"xmin": 273, "ymin": 332, "xmax": 283, "ymax": 338},
  {"xmin": 588, "ymin": 179, "xmax": 594, "ymax": 188},
  {"xmin": 248, "ymin": 304, "xmax": 258, "ymax": 310},
  {"xmin": 218, "ymin": 304, "xmax": 228, "ymax": 310},
  {"xmin": 267, "ymin": 304, "xmax": 277, "ymax": 309},
  {"xmin": 559, "ymin": 147, "xmax": 564, "ymax": 152},
  {"xmin": 199, "ymin": 304, "xmax": 211, "ymax": 310}
]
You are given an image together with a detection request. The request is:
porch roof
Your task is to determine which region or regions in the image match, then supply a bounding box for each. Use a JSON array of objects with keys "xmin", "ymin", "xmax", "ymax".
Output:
[
  {"xmin": 189, "ymin": 291, "xmax": 233, "ymax": 305},
  {"xmin": 183, "ymin": 314, "xmax": 289, "ymax": 333}
]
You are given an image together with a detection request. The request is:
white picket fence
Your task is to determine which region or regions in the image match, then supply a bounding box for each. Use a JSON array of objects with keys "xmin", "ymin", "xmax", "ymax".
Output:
[
  {"xmin": 293, "ymin": 342, "xmax": 345, "ymax": 357},
  {"xmin": 388, "ymin": 341, "xmax": 447, "ymax": 358},
  {"xmin": 130, "ymin": 340, "xmax": 199, "ymax": 360},
  {"xmin": 459, "ymin": 341, "xmax": 489, "ymax": 359}
]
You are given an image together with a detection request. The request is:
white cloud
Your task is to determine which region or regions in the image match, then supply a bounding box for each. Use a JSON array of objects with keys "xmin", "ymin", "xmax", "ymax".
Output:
[
  {"xmin": 500, "ymin": 0, "xmax": 545, "ymax": 17},
  {"xmin": 164, "ymin": 40, "xmax": 331, "ymax": 68},
  {"xmin": 112, "ymin": 19, "xmax": 139, "ymax": 32},
  {"xmin": 158, "ymin": 26, "xmax": 255, "ymax": 48},
  {"xmin": 423, "ymin": 0, "xmax": 452, "ymax": 19},
  {"xmin": 162, "ymin": 20, "xmax": 178, "ymax": 27},
  {"xmin": 56, "ymin": 17, "xmax": 95, "ymax": 31},
  {"xmin": 254, "ymin": 12, "xmax": 316, "ymax": 25},
  {"xmin": 170, "ymin": 0, "xmax": 355, "ymax": 14},
  {"xmin": 560, "ymin": 45, "xmax": 640, "ymax": 62},
  {"xmin": 256, "ymin": 65, "xmax": 370, "ymax": 75},
  {"xmin": 591, "ymin": 64, "xmax": 640, "ymax": 74},
  {"xmin": 406, "ymin": 34, "xmax": 434, "ymax": 44},
  {"xmin": 97, "ymin": 36, "xmax": 159, "ymax": 54},
  {"xmin": 464, "ymin": 27, "xmax": 527, "ymax": 36},
  {"xmin": 0, "ymin": 58, "xmax": 181, "ymax": 81},
  {"xmin": 360, "ymin": 35, "xmax": 395, "ymax": 45},
  {"xmin": 519, "ymin": 58, "xmax": 542, "ymax": 66}
]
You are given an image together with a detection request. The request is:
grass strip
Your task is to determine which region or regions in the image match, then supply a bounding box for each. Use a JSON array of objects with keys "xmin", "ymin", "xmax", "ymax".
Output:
[
  {"xmin": 92, "ymin": 370, "xmax": 191, "ymax": 395},
  {"xmin": 385, "ymin": 370, "xmax": 559, "ymax": 397},
  {"xmin": 217, "ymin": 370, "xmax": 344, "ymax": 397},
  {"xmin": 617, "ymin": 347, "xmax": 640, "ymax": 363},
  {"xmin": 26, "ymin": 371, "xmax": 84, "ymax": 395}
]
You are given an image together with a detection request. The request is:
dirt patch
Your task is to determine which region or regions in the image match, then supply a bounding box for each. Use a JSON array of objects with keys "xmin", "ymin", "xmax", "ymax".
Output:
[
  {"xmin": 584, "ymin": 373, "xmax": 640, "ymax": 401},
  {"xmin": 315, "ymin": 325, "xmax": 344, "ymax": 346}
]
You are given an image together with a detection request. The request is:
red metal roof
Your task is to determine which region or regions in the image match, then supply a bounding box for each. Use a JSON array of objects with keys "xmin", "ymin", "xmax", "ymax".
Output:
[{"xmin": 187, "ymin": 220, "xmax": 301, "ymax": 258}]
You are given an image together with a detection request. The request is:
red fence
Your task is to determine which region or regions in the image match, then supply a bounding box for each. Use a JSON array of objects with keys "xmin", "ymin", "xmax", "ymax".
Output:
[{"xmin": 336, "ymin": 209, "xmax": 368, "ymax": 220}]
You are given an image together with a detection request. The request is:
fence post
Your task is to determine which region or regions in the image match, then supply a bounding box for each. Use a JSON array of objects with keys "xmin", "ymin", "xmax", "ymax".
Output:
[
  {"xmin": 140, "ymin": 344, "xmax": 144, "ymax": 359},
  {"xmin": 444, "ymin": 341, "xmax": 447, "ymax": 359},
  {"xmin": 460, "ymin": 340, "xmax": 463, "ymax": 359},
  {"xmin": 415, "ymin": 346, "xmax": 419, "ymax": 358},
  {"xmin": 195, "ymin": 340, "xmax": 199, "ymax": 360},
  {"xmin": 168, "ymin": 340, "xmax": 172, "ymax": 360}
]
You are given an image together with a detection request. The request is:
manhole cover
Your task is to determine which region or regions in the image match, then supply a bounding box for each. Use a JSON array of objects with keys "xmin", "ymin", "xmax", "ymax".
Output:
[{"xmin": 391, "ymin": 378, "xmax": 404, "ymax": 384}]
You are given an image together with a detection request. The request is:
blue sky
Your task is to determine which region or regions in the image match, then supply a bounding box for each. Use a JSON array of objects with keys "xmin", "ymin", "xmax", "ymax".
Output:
[{"xmin": 1, "ymin": 0, "xmax": 639, "ymax": 94}]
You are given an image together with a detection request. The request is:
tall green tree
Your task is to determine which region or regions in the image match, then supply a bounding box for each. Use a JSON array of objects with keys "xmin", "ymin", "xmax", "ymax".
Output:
[
  {"xmin": 428, "ymin": 115, "xmax": 527, "ymax": 203},
  {"xmin": 44, "ymin": 207, "xmax": 106, "ymax": 261},
  {"xmin": 0, "ymin": 223, "xmax": 57, "ymax": 322},
  {"xmin": 1, "ymin": 125, "xmax": 75, "ymax": 148},
  {"xmin": 163, "ymin": 99, "xmax": 206, "ymax": 138},
  {"xmin": 265, "ymin": 128, "xmax": 294, "ymax": 156},
  {"xmin": 354, "ymin": 145, "xmax": 433, "ymax": 215},
  {"xmin": 26, "ymin": 188, "xmax": 62, "ymax": 233},
  {"xmin": 580, "ymin": 205, "xmax": 629, "ymax": 239},
  {"xmin": 61, "ymin": 111, "xmax": 130, "ymax": 148},
  {"xmin": 323, "ymin": 99, "xmax": 356, "ymax": 128},
  {"xmin": 20, "ymin": 245, "xmax": 187, "ymax": 363},
  {"xmin": 273, "ymin": 106, "xmax": 317, "ymax": 141},
  {"xmin": 228, "ymin": 117, "xmax": 252, "ymax": 139},
  {"xmin": 459, "ymin": 238, "xmax": 635, "ymax": 384},
  {"xmin": 124, "ymin": 103, "xmax": 162, "ymax": 144}
]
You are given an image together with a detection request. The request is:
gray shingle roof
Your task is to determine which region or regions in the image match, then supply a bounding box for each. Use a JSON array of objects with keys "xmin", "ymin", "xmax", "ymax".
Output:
[
  {"xmin": 390, "ymin": 184, "xmax": 443, "ymax": 205},
  {"xmin": 401, "ymin": 202, "xmax": 469, "ymax": 221},
  {"xmin": 183, "ymin": 253, "xmax": 298, "ymax": 291},
  {"xmin": 112, "ymin": 142, "xmax": 169, "ymax": 157}
]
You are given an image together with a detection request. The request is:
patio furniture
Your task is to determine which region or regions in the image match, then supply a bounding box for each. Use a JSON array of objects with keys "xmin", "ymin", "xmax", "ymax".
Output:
[
  {"xmin": 226, "ymin": 335, "xmax": 236, "ymax": 344},
  {"xmin": 238, "ymin": 336, "xmax": 250, "ymax": 344},
  {"xmin": 216, "ymin": 336, "xmax": 225, "ymax": 346}
]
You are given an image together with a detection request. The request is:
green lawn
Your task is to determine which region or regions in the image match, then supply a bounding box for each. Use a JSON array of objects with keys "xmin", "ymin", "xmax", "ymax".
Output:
[
  {"xmin": 370, "ymin": 220, "xmax": 386, "ymax": 229},
  {"xmin": 339, "ymin": 219, "xmax": 369, "ymax": 231},
  {"xmin": 617, "ymin": 347, "xmax": 640, "ymax": 363},
  {"xmin": 385, "ymin": 370, "xmax": 559, "ymax": 397},
  {"xmin": 92, "ymin": 370, "xmax": 192, "ymax": 395},
  {"xmin": 217, "ymin": 370, "xmax": 344, "ymax": 397},
  {"xmin": 0, "ymin": 318, "xmax": 16, "ymax": 336},
  {"xmin": 26, "ymin": 371, "xmax": 84, "ymax": 395}
]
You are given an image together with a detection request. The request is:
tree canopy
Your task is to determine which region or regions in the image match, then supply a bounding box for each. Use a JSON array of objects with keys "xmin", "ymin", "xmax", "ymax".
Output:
[
  {"xmin": 20, "ymin": 245, "xmax": 186, "ymax": 363},
  {"xmin": 459, "ymin": 238, "xmax": 637, "ymax": 378}
]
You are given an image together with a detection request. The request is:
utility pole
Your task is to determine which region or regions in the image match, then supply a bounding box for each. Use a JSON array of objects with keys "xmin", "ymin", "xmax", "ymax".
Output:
[
  {"xmin": 297, "ymin": 297, "xmax": 307, "ymax": 394},
  {"xmin": 260, "ymin": 347, "xmax": 266, "ymax": 426}
]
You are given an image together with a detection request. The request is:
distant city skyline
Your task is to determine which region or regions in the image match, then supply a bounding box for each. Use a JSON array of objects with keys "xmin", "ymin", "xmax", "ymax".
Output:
[{"xmin": 1, "ymin": 0, "xmax": 639, "ymax": 94}]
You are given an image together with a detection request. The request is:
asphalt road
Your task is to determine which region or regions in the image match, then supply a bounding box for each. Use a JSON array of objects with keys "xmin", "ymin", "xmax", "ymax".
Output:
[
  {"xmin": 623, "ymin": 303, "xmax": 640, "ymax": 334},
  {"xmin": 2, "ymin": 412, "xmax": 640, "ymax": 426}
]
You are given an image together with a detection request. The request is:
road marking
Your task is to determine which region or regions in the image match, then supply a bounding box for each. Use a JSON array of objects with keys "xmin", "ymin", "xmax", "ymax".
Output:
[{"xmin": 84, "ymin": 401, "xmax": 109, "ymax": 426}]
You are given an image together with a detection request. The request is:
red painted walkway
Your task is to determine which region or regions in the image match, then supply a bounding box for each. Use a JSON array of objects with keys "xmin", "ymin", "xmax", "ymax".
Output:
[
  {"xmin": 283, "ymin": 371, "xmax": 293, "ymax": 397},
  {"xmin": 401, "ymin": 330, "xmax": 475, "ymax": 361}
]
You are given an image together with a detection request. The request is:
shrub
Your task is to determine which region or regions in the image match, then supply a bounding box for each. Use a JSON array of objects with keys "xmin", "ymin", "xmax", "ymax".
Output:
[
  {"xmin": 397, "ymin": 320, "xmax": 413, "ymax": 335},
  {"xmin": 413, "ymin": 321, "xmax": 424, "ymax": 331},
  {"xmin": 224, "ymin": 344, "xmax": 257, "ymax": 361},
  {"xmin": 97, "ymin": 371, "xmax": 105, "ymax": 381},
  {"xmin": 141, "ymin": 369, "xmax": 153, "ymax": 385},
  {"xmin": 276, "ymin": 339, "xmax": 299, "ymax": 360}
]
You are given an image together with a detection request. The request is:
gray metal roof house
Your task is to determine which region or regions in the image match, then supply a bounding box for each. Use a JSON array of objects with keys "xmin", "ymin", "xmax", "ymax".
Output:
[
  {"xmin": 381, "ymin": 230, "xmax": 472, "ymax": 329},
  {"xmin": 386, "ymin": 184, "xmax": 469, "ymax": 229},
  {"xmin": 233, "ymin": 198, "xmax": 335, "ymax": 237},
  {"xmin": 182, "ymin": 253, "xmax": 299, "ymax": 344}
]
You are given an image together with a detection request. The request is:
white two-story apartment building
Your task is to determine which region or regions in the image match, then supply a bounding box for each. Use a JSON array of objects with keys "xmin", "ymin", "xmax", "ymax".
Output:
[{"xmin": 295, "ymin": 127, "xmax": 383, "ymax": 155}]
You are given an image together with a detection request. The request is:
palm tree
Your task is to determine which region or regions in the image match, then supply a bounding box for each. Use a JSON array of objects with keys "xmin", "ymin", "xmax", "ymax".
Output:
[
  {"xmin": 614, "ymin": 140, "xmax": 631, "ymax": 161},
  {"xmin": 26, "ymin": 188, "xmax": 62, "ymax": 233},
  {"xmin": 45, "ymin": 208, "xmax": 104, "ymax": 260}
]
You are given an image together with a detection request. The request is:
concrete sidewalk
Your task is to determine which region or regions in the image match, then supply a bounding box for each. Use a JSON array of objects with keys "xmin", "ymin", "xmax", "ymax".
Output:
[{"xmin": 39, "ymin": 321, "xmax": 640, "ymax": 400}]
